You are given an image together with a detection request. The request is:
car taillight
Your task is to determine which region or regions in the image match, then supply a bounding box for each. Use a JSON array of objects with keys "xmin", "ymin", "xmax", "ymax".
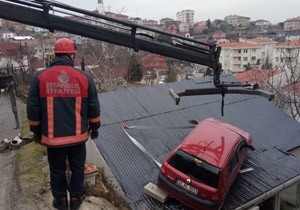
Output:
[
  {"xmin": 212, "ymin": 195, "xmax": 220, "ymax": 201},
  {"xmin": 160, "ymin": 166, "xmax": 165, "ymax": 174}
]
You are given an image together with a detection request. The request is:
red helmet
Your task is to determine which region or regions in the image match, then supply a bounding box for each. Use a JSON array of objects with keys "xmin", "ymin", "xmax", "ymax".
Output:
[{"xmin": 54, "ymin": 38, "xmax": 76, "ymax": 54}]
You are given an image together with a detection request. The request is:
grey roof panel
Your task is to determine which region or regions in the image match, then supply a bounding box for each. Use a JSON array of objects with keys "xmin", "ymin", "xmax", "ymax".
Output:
[{"xmin": 95, "ymin": 76, "xmax": 300, "ymax": 210}]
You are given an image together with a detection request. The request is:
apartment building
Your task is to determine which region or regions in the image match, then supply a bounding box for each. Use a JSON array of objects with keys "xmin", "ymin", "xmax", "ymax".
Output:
[
  {"xmin": 224, "ymin": 15, "xmax": 251, "ymax": 28},
  {"xmin": 212, "ymin": 31, "xmax": 227, "ymax": 41},
  {"xmin": 160, "ymin": 18, "xmax": 174, "ymax": 25},
  {"xmin": 219, "ymin": 42, "xmax": 260, "ymax": 73},
  {"xmin": 176, "ymin": 10, "xmax": 194, "ymax": 27},
  {"xmin": 284, "ymin": 16, "xmax": 300, "ymax": 31},
  {"xmin": 0, "ymin": 29, "xmax": 14, "ymax": 40},
  {"xmin": 274, "ymin": 39, "xmax": 300, "ymax": 71},
  {"xmin": 219, "ymin": 38, "xmax": 299, "ymax": 73},
  {"xmin": 240, "ymin": 38, "xmax": 279, "ymax": 68},
  {"xmin": 178, "ymin": 22, "xmax": 189, "ymax": 32},
  {"xmin": 96, "ymin": 0, "xmax": 105, "ymax": 14},
  {"xmin": 192, "ymin": 21, "xmax": 208, "ymax": 34},
  {"xmin": 253, "ymin": 19, "xmax": 271, "ymax": 27}
]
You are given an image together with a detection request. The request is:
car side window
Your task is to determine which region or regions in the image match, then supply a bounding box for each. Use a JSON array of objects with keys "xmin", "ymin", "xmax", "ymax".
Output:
[
  {"xmin": 228, "ymin": 151, "xmax": 238, "ymax": 175},
  {"xmin": 237, "ymin": 139, "xmax": 247, "ymax": 154}
]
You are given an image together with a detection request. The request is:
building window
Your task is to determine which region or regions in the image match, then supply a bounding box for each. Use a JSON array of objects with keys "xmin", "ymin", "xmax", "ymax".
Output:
[
  {"xmin": 243, "ymin": 49, "xmax": 248, "ymax": 53},
  {"xmin": 251, "ymin": 56, "xmax": 256, "ymax": 61},
  {"xmin": 238, "ymin": 50, "xmax": 241, "ymax": 53},
  {"xmin": 276, "ymin": 57, "xmax": 279, "ymax": 62},
  {"xmin": 243, "ymin": 57, "xmax": 248, "ymax": 61}
]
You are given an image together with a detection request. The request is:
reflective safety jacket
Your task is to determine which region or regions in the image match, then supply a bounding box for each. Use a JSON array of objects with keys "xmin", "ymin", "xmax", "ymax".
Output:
[{"xmin": 27, "ymin": 55, "xmax": 100, "ymax": 147}]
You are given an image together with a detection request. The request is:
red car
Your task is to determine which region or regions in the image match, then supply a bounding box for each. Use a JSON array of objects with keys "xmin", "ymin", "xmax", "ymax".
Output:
[{"xmin": 157, "ymin": 118, "xmax": 253, "ymax": 210}]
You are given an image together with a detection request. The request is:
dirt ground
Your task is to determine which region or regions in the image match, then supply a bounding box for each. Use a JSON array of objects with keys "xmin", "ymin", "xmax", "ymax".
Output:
[{"xmin": 0, "ymin": 94, "xmax": 130, "ymax": 210}]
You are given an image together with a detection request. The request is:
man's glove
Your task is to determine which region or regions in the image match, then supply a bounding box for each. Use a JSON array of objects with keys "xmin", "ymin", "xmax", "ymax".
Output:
[
  {"xmin": 33, "ymin": 132, "xmax": 42, "ymax": 143},
  {"xmin": 90, "ymin": 129, "xmax": 99, "ymax": 140}
]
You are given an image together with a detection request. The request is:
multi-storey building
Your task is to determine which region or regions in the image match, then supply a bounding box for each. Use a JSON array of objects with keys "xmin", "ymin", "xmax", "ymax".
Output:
[
  {"xmin": 178, "ymin": 22, "xmax": 189, "ymax": 32},
  {"xmin": 219, "ymin": 42, "xmax": 261, "ymax": 73},
  {"xmin": 143, "ymin": 19, "xmax": 158, "ymax": 26},
  {"xmin": 253, "ymin": 19, "xmax": 271, "ymax": 33},
  {"xmin": 176, "ymin": 10, "xmax": 194, "ymax": 27},
  {"xmin": 96, "ymin": 0, "xmax": 105, "ymax": 14},
  {"xmin": 253, "ymin": 19, "xmax": 271, "ymax": 27},
  {"xmin": 284, "ymin": 17, "xmax": 300, "ymax": 31},
  {"xmin": 212, "ymin": 31, "xmax": 227, "ymax": 41},
  {"xmin": 240, "ymin": 38, "xmax": 278, "ymax": 68},
  {"xmin": 0, "ymin": 29, "xmax": 14, "ymax": 40},
  {"xmin": 163, "ymin": 21, "xmax": 180, "ymax": 34},
  {"xmin": 224, "ymin": 15, "xmax": 251, "ymax": 28},
  {"xmin": 219, "ymin": 37, "xmax": 300, "ymax": 74},
  {"xmin": 274, "ymin": 39, "xmax": 300, "ymax": 71},
  {"xmin": 160, "ymin": 18, "xmax": 174, "ymax": 25},
  {"xmin": 105, "ymin": 12, "xmax": 129, "ymax": 21},
  {"xmin": 192, "ymin": 21, "xmax": 207, "ymax": 34}
]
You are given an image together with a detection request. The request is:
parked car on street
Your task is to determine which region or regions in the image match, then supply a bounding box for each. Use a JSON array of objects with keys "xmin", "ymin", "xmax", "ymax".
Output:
[{"xmin": 157, "ymin": 118, "xmax": 253, "ymax": 210}]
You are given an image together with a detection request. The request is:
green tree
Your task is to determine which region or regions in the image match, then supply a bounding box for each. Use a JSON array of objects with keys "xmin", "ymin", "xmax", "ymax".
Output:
[
  {"xmin": 277, "ymin": 22, "xmax": 284, "ymax": 29},
  {"xmin": 125, "ymin": 53, "xmax": 143, "ymax": 83},
  {"xmin": 206, "ymin": 19, "xmax": 211, "ymax": 28},
  {"xmin": 165, "ymin": 68, "xmax": 177, "ymax": 83},
  {"xmin": 205, "ymin": 67, "xmax": 213, "ymax": 76},
  {"xmin": 165, "ymin": 59, "xmax": 177, "ymax": 83}
]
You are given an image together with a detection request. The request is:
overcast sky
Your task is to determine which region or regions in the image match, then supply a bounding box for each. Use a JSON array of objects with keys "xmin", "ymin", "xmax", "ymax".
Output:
[{"xmin": 57, "ymin": 0, "xmax": 299, "ymax": 24}]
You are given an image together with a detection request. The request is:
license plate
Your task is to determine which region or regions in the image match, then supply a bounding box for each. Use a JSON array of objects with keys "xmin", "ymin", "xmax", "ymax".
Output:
[{"xmin": 176, "ymin": 179, "xmax": 198, "ymax": 195}]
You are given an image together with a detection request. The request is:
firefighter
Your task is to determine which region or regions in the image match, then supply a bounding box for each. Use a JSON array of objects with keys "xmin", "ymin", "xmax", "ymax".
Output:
[{"xmin": 27, "ymin": 38, "xmax": 100, "ymax": 210}]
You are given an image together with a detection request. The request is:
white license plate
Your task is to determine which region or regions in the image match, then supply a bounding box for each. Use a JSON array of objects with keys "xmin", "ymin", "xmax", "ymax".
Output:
[{"xmin": 176, "ymin": 179, "xmax": 198, "ymax": 195}]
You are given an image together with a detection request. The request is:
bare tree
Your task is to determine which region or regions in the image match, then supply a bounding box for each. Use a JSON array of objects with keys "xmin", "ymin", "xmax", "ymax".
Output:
[
  {"xmin": 236, "ymin": 39, "xmax": 300, "ymax": 121},
  {"xmin": 260, "ymin": 40, "xmax": 300, "ymax": 121},
  {"xmin": 165, "ymin": 58, "xmax": 177, "ymax": 83},
  {"xmin": 273, "ymin": 41, "xmax": 300, "ymax": 121},
  {"xmin": 79, "ymin": 38, "xmax": 131, "ymax": 91}
]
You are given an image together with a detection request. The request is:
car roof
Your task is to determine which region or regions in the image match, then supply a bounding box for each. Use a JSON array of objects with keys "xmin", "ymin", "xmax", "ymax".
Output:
[{"xmin": 180, "ymin": 118, "xmax": 246, "ymax": 168}]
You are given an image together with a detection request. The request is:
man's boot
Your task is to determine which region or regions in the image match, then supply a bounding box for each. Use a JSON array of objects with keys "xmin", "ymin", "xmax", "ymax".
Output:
[
  {"xmin": 70, "ymin": 196, "xmax": 84, "ymax": 210},
  {"xmin": 52, "ymin": 196, "xmax": 68, "ymax": 210}
]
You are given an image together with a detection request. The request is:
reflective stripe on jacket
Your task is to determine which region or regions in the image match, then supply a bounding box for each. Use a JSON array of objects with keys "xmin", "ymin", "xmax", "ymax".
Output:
[{"xmin": 27, "ymin": 56, "xmax": 100, "ymax": 147}]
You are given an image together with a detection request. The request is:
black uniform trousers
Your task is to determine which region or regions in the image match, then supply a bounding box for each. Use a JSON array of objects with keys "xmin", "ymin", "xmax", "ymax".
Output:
[{"xmin": 47, "ymin": 143, "xmax": 86, "ymax": 199}]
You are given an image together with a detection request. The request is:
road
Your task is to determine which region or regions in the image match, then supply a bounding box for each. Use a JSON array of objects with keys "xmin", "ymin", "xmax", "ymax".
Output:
[
  {"xmin": 0, "ymin": 93, "xmax": 21, "ymax": 140},
  {"xmin": 0, "ymin": 94, "xmax": 22, "ymax": 210}
]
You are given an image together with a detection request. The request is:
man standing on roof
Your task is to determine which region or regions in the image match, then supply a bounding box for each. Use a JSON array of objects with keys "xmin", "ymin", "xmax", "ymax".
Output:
[{"xmin": 27, "ymin": 38, "xmax": 100, "ymax": 210}]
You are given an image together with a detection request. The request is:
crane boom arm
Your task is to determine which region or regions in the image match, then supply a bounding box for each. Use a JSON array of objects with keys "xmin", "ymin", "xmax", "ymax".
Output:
[{"xmin": 0, "ymin": 0, "xmax": 219, "ymax": 67}]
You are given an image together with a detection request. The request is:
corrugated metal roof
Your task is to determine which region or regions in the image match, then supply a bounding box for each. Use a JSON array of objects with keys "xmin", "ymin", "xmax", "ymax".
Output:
[{"xmin": 94, "ymin": 75, "xmax": 300, "ymax": 210}]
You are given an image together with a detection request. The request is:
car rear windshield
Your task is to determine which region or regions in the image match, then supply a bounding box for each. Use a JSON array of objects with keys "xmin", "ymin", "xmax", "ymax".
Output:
[{"xmin": 168, "ymin": 149, "xmax": 220, "ymax": 188}]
